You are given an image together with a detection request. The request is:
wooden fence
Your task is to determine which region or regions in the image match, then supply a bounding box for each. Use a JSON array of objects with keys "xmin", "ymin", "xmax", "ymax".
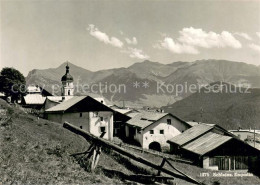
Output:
[{"xmin": 63, "ymin": 122, "xmax": 201, "ymax": 184}]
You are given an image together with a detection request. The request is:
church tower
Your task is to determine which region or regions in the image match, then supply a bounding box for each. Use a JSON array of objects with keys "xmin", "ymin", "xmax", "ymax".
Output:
[{"xmin": 61, "ymin": 62, "xmax": 74, "ymax": 96}]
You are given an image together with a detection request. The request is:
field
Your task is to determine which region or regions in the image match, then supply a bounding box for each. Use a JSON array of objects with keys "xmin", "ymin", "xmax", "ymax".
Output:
[{"xmin": 0, "ymin": 99, "xmax": 260, "ymax": 185}]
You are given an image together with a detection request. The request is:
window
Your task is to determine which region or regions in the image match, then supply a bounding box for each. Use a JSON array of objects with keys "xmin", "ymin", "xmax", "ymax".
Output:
[
  {"xmin": 68, "ymin": 90, "xmax": 70, "ymax": 95},
  {"xmin": 160, "ymin": 130, "xmax": 164, "ymax": 134},
  {"xmin": 167, "ymin": 119, "xmax": 171, "ymax": 125},
  {"xmin": 79, "ymin": 113, "xmax": 82, "ymax": 117},
  {"xmin": 93, "ymin": 112, "xmax": 98, "ymax": 117},
  {"xmin": 100, "ymin": 117, "xmax": 104, "ymax": 121},
  {"xmin": 150, "ymin": 130, "xmax": 154, "ymax": 134},
  {"xmin": 100, "ymin": 126, "xmax": 106, "ymax": 133},
  {"xmin": 80, "ymin": 126, "xmax": 82, "ymax": 129}
]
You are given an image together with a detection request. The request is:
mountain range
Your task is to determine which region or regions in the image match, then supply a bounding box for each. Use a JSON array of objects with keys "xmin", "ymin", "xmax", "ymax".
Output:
[
  {"xmin": 26, "ymin": 59, "xmax": 260, "ymax": 107},
  {"xmin": 162, "ymin": 82, "xmax": 260, "ymax": 130}
]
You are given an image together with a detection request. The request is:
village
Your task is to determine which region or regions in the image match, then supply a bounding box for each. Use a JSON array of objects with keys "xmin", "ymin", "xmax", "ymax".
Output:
[{"xmin": 11, "ymin": 63, "xmax": 260, "ymax": 173}]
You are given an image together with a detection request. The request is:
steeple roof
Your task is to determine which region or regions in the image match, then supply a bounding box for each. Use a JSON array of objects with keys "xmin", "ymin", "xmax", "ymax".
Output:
[{"xmin": 61, "ymin": 62, "xmax": 73, "ymax": 82}]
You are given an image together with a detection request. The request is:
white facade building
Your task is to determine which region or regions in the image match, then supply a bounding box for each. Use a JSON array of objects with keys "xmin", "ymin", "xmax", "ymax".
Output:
[
  {"xmin": 45, "ymin": 96, "xmax": 114, "ymax": 140},
  {"xmin": 125, "ymin": 112, "xmax": 190, "ymax": 151}
]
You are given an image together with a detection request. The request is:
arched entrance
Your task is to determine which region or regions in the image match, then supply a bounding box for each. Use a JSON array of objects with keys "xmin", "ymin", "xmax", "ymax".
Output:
[{"xmin": 148, "ymin": 142, "xmax": 161, "ymax": 152}]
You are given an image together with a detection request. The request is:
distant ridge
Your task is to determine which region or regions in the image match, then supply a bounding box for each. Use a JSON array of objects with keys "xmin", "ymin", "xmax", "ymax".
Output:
[
  {"xmin": 162, "ymin": 82, "xmax": 260, "ymax": 130},
  {"xmin": 26, "ymin": 59, "xmax": 260, "ymax": 107}
]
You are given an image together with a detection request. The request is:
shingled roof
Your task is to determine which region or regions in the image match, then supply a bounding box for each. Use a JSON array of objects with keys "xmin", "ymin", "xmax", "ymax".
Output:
[
  {"xmin": 23, "ymin": 94, "xmax": 46, "ymax": 105},
  {"xmin": 45, "ymin": 96, "xmax": 86, "ymax": 112},
  {"xmin": 167, "ymin": 124, "xmax": 213, "ymax": 146},
  {"xmin": 182, "ymin": 132, "xmax": 232, "ymax": 155}
]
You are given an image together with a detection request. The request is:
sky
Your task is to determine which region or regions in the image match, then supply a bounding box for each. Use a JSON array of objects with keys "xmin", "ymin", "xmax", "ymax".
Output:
[{"xmin": 1, "ymin": 0, "xmax": 260, "ymax": 76}]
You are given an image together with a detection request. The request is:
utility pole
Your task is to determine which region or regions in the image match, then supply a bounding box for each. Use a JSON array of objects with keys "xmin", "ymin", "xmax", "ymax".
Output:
[
  {"xmin": 120, "ymin": 100, "xmax": 125, "ymax": 109},
  {"xmin": 254, "ymin": 128, "xmax": 256, "ymax": 148},
  {"xmin": 200, "ymin": 107, "xmax": 204, "ymax": 124}
]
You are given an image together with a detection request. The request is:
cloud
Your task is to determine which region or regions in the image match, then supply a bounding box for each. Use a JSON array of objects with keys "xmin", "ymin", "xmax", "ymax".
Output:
[
  {"xmin": 122, "ymin": 47, "xmax": 150, "ymax": 59},
  {"xmin": 154, "ymin": 27, "xmax": 243, "ymax": 55},
  {"xmin": 256, "ymin": 32, "xmax": 260, "ymax": 38},
  {"xmin": 155, "ymin": 37, "xmax": 199, "ymax": 54},
  {"xmin": 178, "ymin": 27, "xmax": 242, "ymax": 49},
  {"xmin": 234, "ymin": 32, "xmax": 252, "ymax": 40},
  {"xmin": 249, "ymin": 43, "xmax": 260, "ymax": 52},
  {"xmin": 87, "ymin": 24, "xmax": 123, "ymax": 48},
  {"xmin": 125, "ymin": 37, "xmax": 138, "ymax": 45}
]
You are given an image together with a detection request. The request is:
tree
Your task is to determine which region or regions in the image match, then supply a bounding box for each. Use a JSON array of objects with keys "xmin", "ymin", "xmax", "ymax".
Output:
[{"xmin": 0, "ymin": 67, "xmax": 26, "ymax": 102}]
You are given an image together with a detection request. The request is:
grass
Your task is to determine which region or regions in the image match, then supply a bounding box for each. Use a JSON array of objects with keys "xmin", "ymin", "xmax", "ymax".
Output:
[
  {"xmin": 0, "ymin": 99, "xmax": 130, "ymax": 184},
  {"xmin": 0, "ymin": 98, "xmax": 260, "ymax": 184}
]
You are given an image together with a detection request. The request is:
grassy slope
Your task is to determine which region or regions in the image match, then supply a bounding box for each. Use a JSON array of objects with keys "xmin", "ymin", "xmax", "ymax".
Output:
[
  {"xmin": 0, "ymin": 99, "xmax": 131, "ymax": 184},
  {"xmin": 0, "ymin": 99, "xmax": 260, "ymax": 185}
]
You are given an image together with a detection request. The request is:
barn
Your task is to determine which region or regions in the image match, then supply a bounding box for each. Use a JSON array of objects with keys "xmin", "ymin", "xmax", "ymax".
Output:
[{"xmin": 168, "ymin": 123, "xmax": 260, "ymax": 171}]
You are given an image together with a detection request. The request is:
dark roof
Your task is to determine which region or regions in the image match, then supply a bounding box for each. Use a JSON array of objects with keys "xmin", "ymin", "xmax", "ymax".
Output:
[
  {"xmin": 61, "ymin": 73, "xmax": 73, "ymax": 82},
  {"xmin": 168, "ymin": 124, "xmax": 213, "ymax": 146},
  {"xmin": 45, "ymin": 96, "xmax": 130, "ymax": 121},
  {"xmin": 61, "ymin": 64, "xmax": 73, "ymax": 82}
]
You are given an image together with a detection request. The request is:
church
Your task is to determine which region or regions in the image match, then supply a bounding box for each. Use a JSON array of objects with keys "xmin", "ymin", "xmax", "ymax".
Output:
[
  {"xmin": 44, "ymin": 63, "xmax": 75, "ymax": 110},
  {"xmin": 44, "ymin": 62, "xmax": 128, "ymax": 141}
]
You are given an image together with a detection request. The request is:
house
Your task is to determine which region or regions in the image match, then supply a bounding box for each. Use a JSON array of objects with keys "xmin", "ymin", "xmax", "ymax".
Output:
[
  {"xmin": 45, "ymin": 96, "xmax": 115, "ymax": 140},
  {"xmin": 26, "ymin": 85, "xmax": 53, "ymax": 96},
  {"xmin": 22, "ymin": 94, "xmax": 47, "ymax": 109},
  {"xmin": 124, "ymin": 112, "xmax": 191, "ymax": 151},
  {"xmin": 229, "ymin": 129, "xmax": 260, "ymax": 141},
  {"xmin": 110, "ymin": 107, "xmax": 136, "ymax": 138},
  {"xmin": 229, "ymin": 129, "xmax": 260, "ymax": 150},
  {"xmin": 43, "ymin": 96, "xmax": 74, "ymax": 110},
  {"xmin": 21, "ymin": 85, "xmax": 53, "ymax": 109},
  {"xmin": 168, "ymin": 124, "xmax": 260, "ymax": 171}
]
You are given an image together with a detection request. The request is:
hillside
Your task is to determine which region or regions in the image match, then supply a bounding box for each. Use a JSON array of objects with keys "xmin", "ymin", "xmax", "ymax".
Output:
[
  {"xmin": 1, "ymin": 99, "xmax": 260, "ymax": 184},
  {"xmin": 162, "ymin": 82, "xmax": 260, "ymax": 130},
  {"xmin": 26, "ymin": 59, "xmax": 260, "ymax": 107},
  {"xmin": 0, "ymin": 99, "xmax": 132, "ymax": 184}
]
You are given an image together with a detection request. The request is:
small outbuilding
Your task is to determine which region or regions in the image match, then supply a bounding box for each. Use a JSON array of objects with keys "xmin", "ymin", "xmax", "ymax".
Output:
[{"xmin": 168, "ymin": 124, "xmax": 260, "ymax": 171}]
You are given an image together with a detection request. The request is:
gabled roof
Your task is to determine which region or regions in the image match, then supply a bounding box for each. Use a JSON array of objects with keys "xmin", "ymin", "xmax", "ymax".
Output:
[
  {"xmin": 23, "ymin": 94, "xmax": 46, "ymax": 105},
  {"xmin": 186, "ymin": 121, "xmax": 199, "ymax": 127},
  {"xmin": 46, "ymin": 96, "xmax": 74, "ymax": 103},
  {"xmin": 168, "ymin": 124, "xmax": 213, "ymax": 146},
  {"xmin": 126, "ymin": 112, "xmax": 176, "ymax": 129},
  {"xmin": 229, "ymin": 129, "xmax": 260, "ymax": 135},
  {"xmin": 113, "ymin": 108, "xmax": 133, "ymax": 115},
  {"xmin": 182, "ymin": 132, "xmax": 232, "ymax": 155},
  {"xmin": 45, "ymin": 96, "xmax": 86, "ymax": 112},
  {"xmin": 27, "ymin": 85, "xmax": 41, "ymax": 93},
  {"xmin": 45, "ymin": 96, "xmax": 124, "ymax": 116},
  {"xmin": 127, "ymin": 114, "xmax": 153, "ymax": 129},
  {"xmin": 127, "ymin": 112, "xmax": 140, "ymax": 118}
]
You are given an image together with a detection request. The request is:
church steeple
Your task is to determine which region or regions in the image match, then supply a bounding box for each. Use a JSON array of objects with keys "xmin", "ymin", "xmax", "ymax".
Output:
[{"xmin": 61, "ymin": 62, "xmax": 74, "ymax": 96}]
